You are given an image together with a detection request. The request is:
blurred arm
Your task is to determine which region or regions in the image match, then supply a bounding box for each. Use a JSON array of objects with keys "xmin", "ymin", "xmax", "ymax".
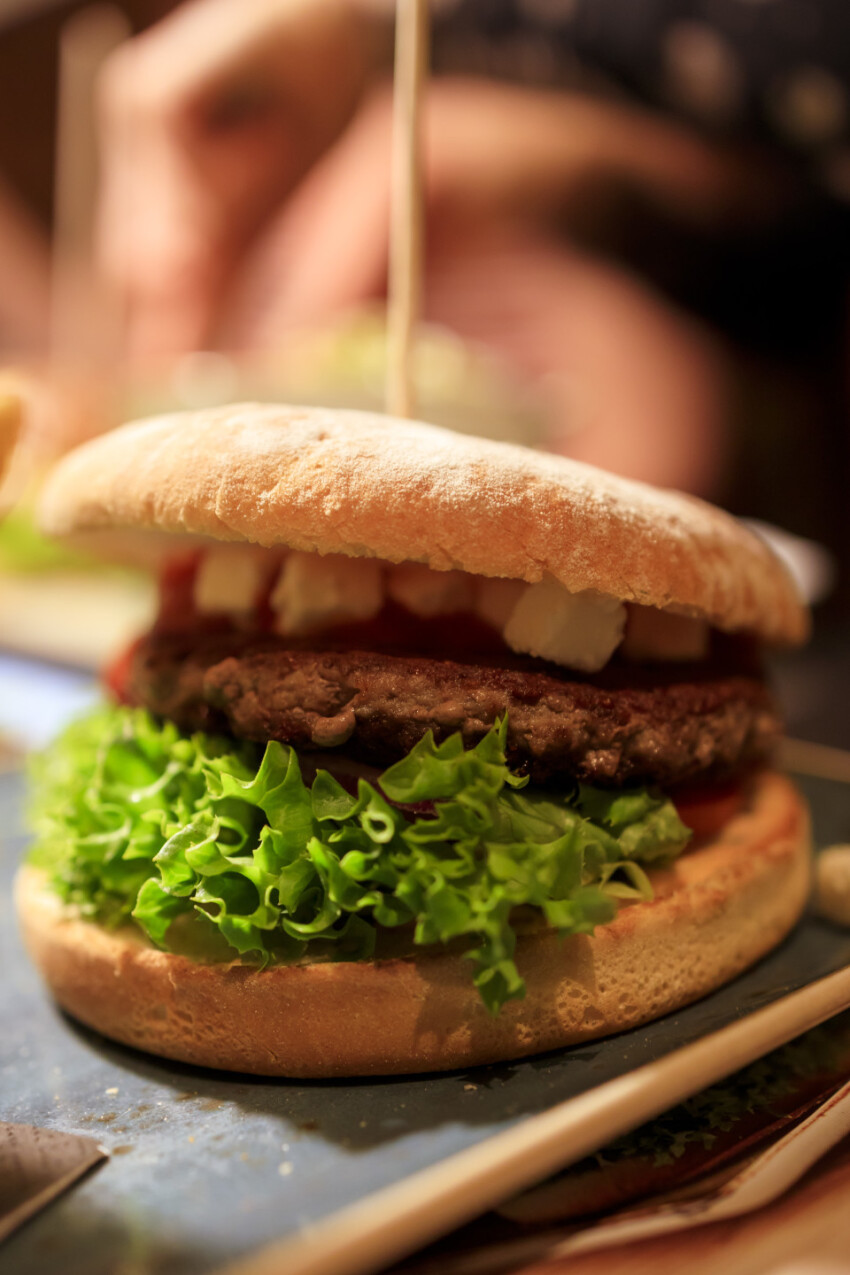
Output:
[{"xmin": 0, "ymin": 174, "xmax": 50, "ymax": 356}]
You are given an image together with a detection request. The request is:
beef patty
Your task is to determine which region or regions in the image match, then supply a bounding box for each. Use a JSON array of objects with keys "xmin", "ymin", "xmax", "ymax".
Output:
[{"xmin": 126, "ymin": 631, "xmax": 780, "ymax": 788}]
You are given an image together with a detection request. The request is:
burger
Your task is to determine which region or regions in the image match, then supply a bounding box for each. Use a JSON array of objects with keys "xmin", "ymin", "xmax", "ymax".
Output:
[{"xmin": 16, "ymin": 404, "xmax": 811, "ymax": 1077}]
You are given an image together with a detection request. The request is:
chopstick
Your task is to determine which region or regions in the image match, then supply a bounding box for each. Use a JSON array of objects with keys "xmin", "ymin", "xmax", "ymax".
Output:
[{"xmin": 215, "ymin": 963, "xmax": 850, "ymax": 1275}]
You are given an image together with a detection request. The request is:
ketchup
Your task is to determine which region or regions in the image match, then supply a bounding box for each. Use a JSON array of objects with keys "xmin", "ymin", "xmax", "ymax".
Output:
[{"xmin": 674, "ymin": 779, "xmax": 748, "ymax": 842}]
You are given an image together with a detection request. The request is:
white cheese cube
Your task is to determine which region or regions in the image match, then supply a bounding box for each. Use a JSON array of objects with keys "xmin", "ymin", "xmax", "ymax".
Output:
[
  {"xmin": 195, "ymin": 546, "xmax": 268, "ymax": 615},
  {"xmin": 271, "ymin": 552, "xmax": 383, "ymax": 636},
  {"xmin": 503, "ymin": 580, "xmax": 625, "ymax": 672}
]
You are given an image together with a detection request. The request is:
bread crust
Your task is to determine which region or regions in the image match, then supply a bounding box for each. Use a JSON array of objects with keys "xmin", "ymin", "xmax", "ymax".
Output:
[
  {"xmin": 38, "ymin": 404, "xmax": 807, "ymax": 645},
  {"xmin": 16, "ymin": 770, "xmax": 810, "ymax": 1078}
]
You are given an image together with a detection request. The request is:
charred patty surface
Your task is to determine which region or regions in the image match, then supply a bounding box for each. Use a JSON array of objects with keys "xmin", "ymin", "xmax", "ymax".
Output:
[{"xmin": 127, "ymin": 632, "xmax": 780, "ymax": 787}]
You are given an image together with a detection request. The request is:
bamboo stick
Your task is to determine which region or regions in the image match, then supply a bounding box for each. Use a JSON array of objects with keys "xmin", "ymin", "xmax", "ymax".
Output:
[
  {"xmin": 781, "ymin": 737, "xmax": 850, "ymax": 786},
  {"xmin": 385, "ymin": 0, "xmax": 429, "ymax": 419}
]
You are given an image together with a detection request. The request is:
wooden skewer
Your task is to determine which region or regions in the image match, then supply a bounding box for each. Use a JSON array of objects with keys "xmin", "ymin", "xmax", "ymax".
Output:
[
  {"xmin": 780, "ymin": 737, "xmax": 850, "ymax": 786},
  {"xmin": 385, "ymin": 0, "xmax": 429, "ymax": 419},
  {"xmin": 51, "ymin": 3, "xmax": 130, "ymax": 368}
]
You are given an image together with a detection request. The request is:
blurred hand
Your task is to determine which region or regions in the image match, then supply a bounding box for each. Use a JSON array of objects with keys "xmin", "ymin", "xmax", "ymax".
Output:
[{"xmin": 96, "ymin": 0, "xmax": 389, "ymax": 358}]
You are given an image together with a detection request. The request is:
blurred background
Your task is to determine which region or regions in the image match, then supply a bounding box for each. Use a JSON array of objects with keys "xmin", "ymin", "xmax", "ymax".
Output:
[{"xmin": 0, "ymin": 0, "xmax": 848, "ymax": 710}]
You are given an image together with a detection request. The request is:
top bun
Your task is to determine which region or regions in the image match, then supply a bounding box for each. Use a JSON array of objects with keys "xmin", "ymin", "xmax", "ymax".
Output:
[{"xmin": 39, "ymin": 403, "xmax": 807, "ymax": 645}]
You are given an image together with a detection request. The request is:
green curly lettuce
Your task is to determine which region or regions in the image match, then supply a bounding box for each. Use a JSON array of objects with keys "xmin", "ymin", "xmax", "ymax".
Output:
[{"xmin": 28, "ymin": 706, "xmax": 691, "ymax": 1013}]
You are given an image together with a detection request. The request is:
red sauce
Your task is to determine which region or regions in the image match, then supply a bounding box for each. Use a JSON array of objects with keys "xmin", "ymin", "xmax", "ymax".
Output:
[
  {"xmin": 104, "ymin": 638, "xmax": 140, "ymax": 704},
  {"xmin": 673, "ymin": 779, "xmax": 748, "ymax": 842},
  {"xmin": 153, "ymin": 550, "xmax": 205, "ymax": 634}
]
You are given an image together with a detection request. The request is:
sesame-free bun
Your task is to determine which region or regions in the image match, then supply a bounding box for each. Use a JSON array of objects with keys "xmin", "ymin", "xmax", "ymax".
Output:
[
  {"xmin": 38, "ymin": 404, "xmax": 807, "ymax": 645},
  {"xmin": 16, "ymin": 770, "xmax": 810, "ymax": 1078}
]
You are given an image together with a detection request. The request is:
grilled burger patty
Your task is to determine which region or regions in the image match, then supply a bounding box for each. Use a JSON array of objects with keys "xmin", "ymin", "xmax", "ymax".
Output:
[{"xmin": 126, "ymin": 631, "xmax": 780, "ymax": 787}]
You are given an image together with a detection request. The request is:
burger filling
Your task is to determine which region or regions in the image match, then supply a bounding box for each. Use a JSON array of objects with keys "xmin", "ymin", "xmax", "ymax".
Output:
[{"xmin": 28, "ymin": 550, "xmax": 779, "ymax": 1014}]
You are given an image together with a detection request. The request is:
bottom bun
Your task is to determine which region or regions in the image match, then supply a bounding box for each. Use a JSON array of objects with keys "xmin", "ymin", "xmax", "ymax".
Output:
[{"xmin": 16, "ymin": 769, "xmax": 810, "ymax": 1078}]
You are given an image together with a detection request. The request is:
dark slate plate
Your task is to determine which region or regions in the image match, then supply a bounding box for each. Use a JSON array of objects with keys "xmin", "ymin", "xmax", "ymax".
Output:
[{"xmin": 2, "ymin": 769, "xmax": 849, "ymax": 1275}]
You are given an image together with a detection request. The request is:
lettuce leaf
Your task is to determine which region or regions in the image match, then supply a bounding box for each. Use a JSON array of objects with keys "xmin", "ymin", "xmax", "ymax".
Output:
[
  {"xmin": 0, "ymin": 501, "xmax": 99, "ymax": 573},
  {"xmin": 28, "ymin": 706, "xmax": 691, "ymax": 1014}
]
